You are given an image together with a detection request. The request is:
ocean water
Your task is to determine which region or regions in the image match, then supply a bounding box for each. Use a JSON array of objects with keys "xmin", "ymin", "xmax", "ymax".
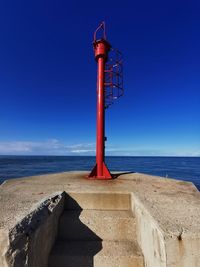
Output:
[{"xmin": 0, "ymin": 156, "xmax": 199, "ymax": 190}]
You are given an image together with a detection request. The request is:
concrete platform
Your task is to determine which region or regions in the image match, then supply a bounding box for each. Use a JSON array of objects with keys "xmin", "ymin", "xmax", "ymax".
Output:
[{"xmin": 0, "ymin": 171, "xmax": 200, "ymax": 267}]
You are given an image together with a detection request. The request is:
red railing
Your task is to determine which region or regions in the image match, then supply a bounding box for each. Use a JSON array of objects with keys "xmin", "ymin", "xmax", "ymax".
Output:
[{"xmin": 104, "ymin": 48, "xmax": 124, "ymax": 108}]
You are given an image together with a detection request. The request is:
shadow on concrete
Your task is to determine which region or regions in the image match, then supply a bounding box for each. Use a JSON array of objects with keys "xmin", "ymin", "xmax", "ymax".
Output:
[
  {"xmin": 112, "ymin": 171, "xmax": 135, "ymax": 179},
  {"xmin": 49, "ymin": 194, "xmax": 102, "ymax": 267}
]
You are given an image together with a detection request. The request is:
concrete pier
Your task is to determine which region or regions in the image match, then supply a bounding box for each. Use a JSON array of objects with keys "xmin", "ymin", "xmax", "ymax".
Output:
[{"xmin": 0, "ymin": 171, "xmax": 200, "ymax": 267}]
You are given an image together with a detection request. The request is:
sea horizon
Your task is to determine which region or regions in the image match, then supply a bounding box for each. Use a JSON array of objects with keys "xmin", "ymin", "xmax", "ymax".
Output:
[
  {"xmin": 0, "ymin": 155, "xmax": 199, "ymax": 190},
  {"xmin": 0, "ymin": 155, "xmax": 199, "ymax": 157}
]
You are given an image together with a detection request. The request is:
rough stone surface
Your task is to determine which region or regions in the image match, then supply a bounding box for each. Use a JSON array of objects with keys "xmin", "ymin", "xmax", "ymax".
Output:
[
  {"xmin": 0, "ymin": 171, "xmax": 200, "ymax": 267},
  {"xmin": 0, "ymin": 191, "xmax": 65, "ymax": 267}
]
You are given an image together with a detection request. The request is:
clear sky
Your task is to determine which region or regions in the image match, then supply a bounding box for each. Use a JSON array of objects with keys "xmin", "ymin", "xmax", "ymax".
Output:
[{"xmin": 0, "ymin": 0, "xmax": 199, "ymax": 156}]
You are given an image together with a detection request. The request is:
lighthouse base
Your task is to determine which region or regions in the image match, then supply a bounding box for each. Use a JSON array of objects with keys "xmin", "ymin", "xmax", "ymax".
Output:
[{"xmin": 88, "ymin": 162, "xmax": 112, "ymax": 180}]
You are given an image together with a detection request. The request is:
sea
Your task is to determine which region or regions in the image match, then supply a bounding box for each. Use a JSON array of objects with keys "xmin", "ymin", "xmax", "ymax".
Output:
[{"xmin": 0, "ymin": 156, "xmax": 199, "ymax": 190}]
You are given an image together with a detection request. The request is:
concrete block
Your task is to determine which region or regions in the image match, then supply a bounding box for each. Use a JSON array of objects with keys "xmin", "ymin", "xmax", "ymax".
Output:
[
  {"xmin": 165, "ymin": 236, "xmax": 200, "ymax": 267},
  {"xmin": 1, "ymin": 192, "xmax": 65, "ymax": 267},
  {"xmin": 134, "ymin": 195, "xmax": 166, "ymax": 267},
  {"xmin": 0, "ymin": 230, "xmax": 9, "ymax": 267},
  {"xmin": 58, "ymin": 210, "xmax": 136, "ymax": 241},
  {"xmin": 65, "ymin": 192, "xmax": 131, "ymax": 211},
  {"xmin": 49, "ymin": 240, "xmax": 144, "ymax": 267}
]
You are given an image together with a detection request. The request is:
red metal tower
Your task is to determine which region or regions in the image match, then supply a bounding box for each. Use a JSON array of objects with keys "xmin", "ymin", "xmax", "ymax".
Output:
[{"xmin": 89, "ymin": 22, "xmax": 123, "ymax": 180}]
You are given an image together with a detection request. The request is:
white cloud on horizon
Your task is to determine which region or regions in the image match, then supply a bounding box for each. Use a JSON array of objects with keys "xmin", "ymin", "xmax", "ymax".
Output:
[
  {"xmin": 0, "ymin": 139, "xmax": 96, "ymax": 155},
  {"xmin": 0, "ymin": 139, "xmax": 199, "ymax": 156},
  {"xmin": 71, "ymin": 149, "xmax": 95, "ymax": 153}
]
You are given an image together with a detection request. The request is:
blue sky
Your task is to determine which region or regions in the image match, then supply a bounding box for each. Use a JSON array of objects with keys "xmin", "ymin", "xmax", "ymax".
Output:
[{"xmin": 0, "ymin": 0, "xmax": 199, "ymax": 156}]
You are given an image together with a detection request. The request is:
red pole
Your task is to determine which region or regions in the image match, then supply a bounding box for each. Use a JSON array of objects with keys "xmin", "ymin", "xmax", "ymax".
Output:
[
  {"xmin": 88, "ymin": 39, "xmax": 112, "ymax": 179},
  {"xmin": 97, "ymin": 57, "xmax": 104, "ymax": 176}
]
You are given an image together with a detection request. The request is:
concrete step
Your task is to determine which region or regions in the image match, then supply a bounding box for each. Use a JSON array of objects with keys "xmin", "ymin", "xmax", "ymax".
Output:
[
  {"xmin": 65, "ymin": 193, "xmax": 131, "ymax": 211},
  {"xmin": 58, "ymin": 210, "xmax": 136, "ymax": 241},
  {"xmin": 48, "ymin": 240, "xmax": 144, "ymax": 267}
]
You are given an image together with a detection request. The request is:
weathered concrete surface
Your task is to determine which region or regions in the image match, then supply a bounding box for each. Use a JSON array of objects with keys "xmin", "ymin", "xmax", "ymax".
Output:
[
  {"xmin": 0, "ymin": 171, "xmax": 200, "ymax": 267},
  {"xmin": 49, "ymin": 240, "xmax": 144, "ymax": 267},
  {"xmin": 65, "ymin": 192, "xmax": 131, "ymax": 211},
  {"xmin": 0, "ymin": 191, "xmax": 65, "ymax": 267},
  {"xmin": 134, "ymin": 195, "xmax": 166, "ymax": 267},
  {"xmin": 58, "ymin": 210, "xmax": 136, "ymax": 241},
  {"xmin": 50, "ymin": 190, "xmax": 143, "ymax": 267}
]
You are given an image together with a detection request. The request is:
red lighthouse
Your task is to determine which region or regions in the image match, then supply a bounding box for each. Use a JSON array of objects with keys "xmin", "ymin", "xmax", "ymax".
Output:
[{"xmin": 89, "ymin": 22, "xmax": 123, "ymax": 180}]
